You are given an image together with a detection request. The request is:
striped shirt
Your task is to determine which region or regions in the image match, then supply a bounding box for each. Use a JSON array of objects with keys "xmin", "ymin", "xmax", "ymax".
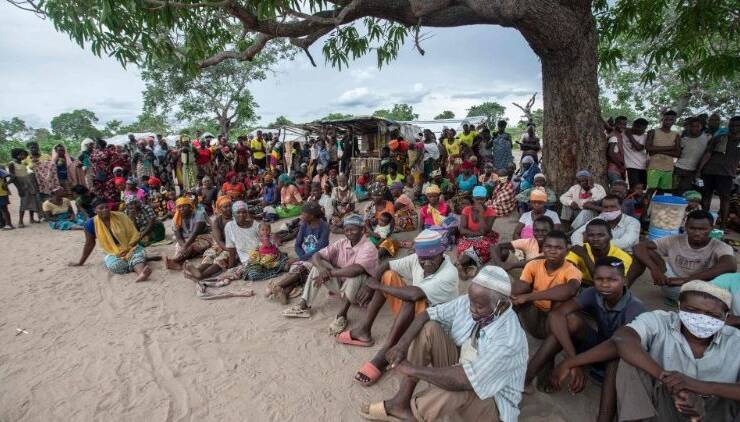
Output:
[{"xmin": 427, "ymin": 295, "xmax": 527, "ymax": 422}]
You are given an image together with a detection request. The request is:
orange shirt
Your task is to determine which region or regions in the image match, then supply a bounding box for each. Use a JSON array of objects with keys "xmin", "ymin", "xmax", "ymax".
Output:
[
  {"xmin": 374, "ymin": 200, "xmax": 395, "ymax": 220},
  {"xmin": 221, "ymin": 182, "xmax": 245, "ymax": 200},
  {"xmin": 520, "ymin": 259, "xmax": 581, "ymax": 311}
]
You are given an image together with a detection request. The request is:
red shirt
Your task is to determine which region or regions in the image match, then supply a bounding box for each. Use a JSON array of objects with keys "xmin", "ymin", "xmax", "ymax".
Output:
[
  {"xmin": 461, "ymin": 205, "xmax": 496, "ymax": 232},
  {"xmin": 222, "ymin": 182, "xmax": 245, "ymax": 200},
  {"xmin": 397, "ymin": 140, "xmax": 409, "ymax": 153},
  {"xmin": 196, "ymin": 148, "xmax": 212, "ymax": 165}
]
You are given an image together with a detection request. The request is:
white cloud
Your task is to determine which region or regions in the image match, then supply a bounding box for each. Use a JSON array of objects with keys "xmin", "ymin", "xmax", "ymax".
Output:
[
  {"xmin": 333, "ymin": 87, "xmax": 386, "ymax": 108},
  {"xmin": 351, "ymin": 67, "xmax": 376, "ymax": 81}
]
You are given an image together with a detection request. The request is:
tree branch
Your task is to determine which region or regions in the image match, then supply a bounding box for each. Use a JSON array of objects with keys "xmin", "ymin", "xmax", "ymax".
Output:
[
  {"xmin": 5, "ymin": 0, "xmax": 45, "ymax": 17},
  {"xmin": 143, "ymin": 0, "xmax": 233, "ymax": 10},
  {"xmin": 198, "ymin": 33, "xmax": 273, "ymax": 68}
]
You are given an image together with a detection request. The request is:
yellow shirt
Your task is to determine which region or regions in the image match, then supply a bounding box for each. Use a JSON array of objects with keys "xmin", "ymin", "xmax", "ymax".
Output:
[
  {"xmin": 443, "ymin": 138, "xmax": 461, "ymax": 156},
  {"xmin": 456, "ymin": 130, "xmax": 478, "ymax": 147},
  {"xmin": 386, "ymin": 173, "xmax": 405, "ymax": 186},
  {"xmin": 566, "ymin": 243, "xmax": 633, "ymax": 284},
  {"xmin": 42, "ymin": 198, "xmax": 72, "ymax": 215},
  {"xmin": 250, "ymin": 138, "xmax": 266, "ymax": 159},
  {"xmin": 0, "ymin": 178, "xmax": 8, "ymax": 196}
]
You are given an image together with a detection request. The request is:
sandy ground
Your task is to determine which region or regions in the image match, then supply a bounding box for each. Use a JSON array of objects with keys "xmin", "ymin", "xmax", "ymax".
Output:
[{"xmin": 0, "ymin": 184, "xmax": 734, "ymax": 422}]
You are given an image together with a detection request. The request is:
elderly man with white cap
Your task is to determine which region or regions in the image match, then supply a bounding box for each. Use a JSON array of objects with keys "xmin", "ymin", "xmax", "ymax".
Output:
[
  {"xmin": 282, "ymin": 214, "xmax": 378, "ymax": 330},
  {"xmin": 360, "ymin": 265, "xmax": 527, "ymax": 422},
  {"xmin": 553, "ymin": 280, "xmax": 740, "ymax": 421},
  {"xmin": 337, "ymin": 229, "xmax": 459, "ymax": 387}
]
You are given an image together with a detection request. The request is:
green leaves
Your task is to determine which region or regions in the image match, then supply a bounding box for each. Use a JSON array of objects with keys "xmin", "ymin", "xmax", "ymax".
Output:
[
  {"xmin": 373, "ymin": 104, "xmax": 418, "ymax": 121},
  {"xmin": 50, "ymin": 109, "xmax": 102, "ymax": 140},
  {"xmin": 466, "ymin": 102, "xmax": 506, "ymax": 125}
]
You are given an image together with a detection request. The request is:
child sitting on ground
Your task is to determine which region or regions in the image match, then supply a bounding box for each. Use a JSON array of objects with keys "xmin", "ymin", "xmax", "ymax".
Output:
[
  {"xmin": 165, "ymin": 190, "xmax": 177, "ymax": 218},
  {"xmin": 368, "ymin": 212, "xmax": 398, "ymax": 258},
  {"xmin": 248, "ymin": 222, "xmax": 283, "ymax": 269}
]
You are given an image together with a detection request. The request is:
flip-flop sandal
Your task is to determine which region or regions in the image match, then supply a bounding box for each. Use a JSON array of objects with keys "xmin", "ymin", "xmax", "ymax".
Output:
[
  {"xmin": 355, "ymin": 361, "xmax": 383, "ymax": 387},
  {"xmin": 335, "ymin": 330, "xmax": 374, "ymax": 347},
  {"xmin": 282, "ymin": 305, "xmax": 311, "ymax": 318},
  {"xmin": 359, "ymin": 401, "xmax": 402, "ymax": 422}
]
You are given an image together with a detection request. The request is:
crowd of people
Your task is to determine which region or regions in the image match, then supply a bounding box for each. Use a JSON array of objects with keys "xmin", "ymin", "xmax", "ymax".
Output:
[{"xmin": 0, "ymin": 113, "xmax": 738, "ymax": 421}]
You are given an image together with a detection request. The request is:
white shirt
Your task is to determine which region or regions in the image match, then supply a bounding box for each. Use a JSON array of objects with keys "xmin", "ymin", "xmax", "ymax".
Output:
[
  {"xmin": 571, "ymin": 213, "xmax": 641, "ymax": 252},
  {"xmin": 423, "ymin": 142, "xmax": 440, "ymax": 160},
  {"xmin": 559, "ymin": 183, "xmax": 607, "ymax": 208},
  {"xmin": 519, "ymin": 209, "xmax": 561, "ymax": 227},
  {"xmin": 224, "ymin": 220, "xmax": 259, "ymax": 263},
  {"xmin": 675, "ymin": 133, "xmax": 711, "ymax": 171},
  {"xmin": 389, "ymin": 254, "xmax": 459, "ymax": 305},
  {"xmin": 427, "ymin": 297, "xmax": 527, "ymax": 422},
  {"xmin": 620, "ymin": 133, "xmax": 648, "ymax": 170}
]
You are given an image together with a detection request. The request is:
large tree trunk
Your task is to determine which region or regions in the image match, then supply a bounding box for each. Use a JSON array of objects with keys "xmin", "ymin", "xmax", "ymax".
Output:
[{"xmin": 531, "ymin": 16, "xmax": 605, "ymax": 193}]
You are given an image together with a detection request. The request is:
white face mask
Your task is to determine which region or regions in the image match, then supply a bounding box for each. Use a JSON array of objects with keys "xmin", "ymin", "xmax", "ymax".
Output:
[
  {"xmin": 599, "ymin": 210, "xmax": 622, "ymax": 221},
  {"xmin": 678, "ymin": 310, "xmax": 725, "ymax": 339}
]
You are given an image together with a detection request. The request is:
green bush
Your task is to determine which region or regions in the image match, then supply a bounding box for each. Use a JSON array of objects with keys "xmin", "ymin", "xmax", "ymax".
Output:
[{"xmin": 0, "ymin": 137, "xmax": 80, "ymax": 165}]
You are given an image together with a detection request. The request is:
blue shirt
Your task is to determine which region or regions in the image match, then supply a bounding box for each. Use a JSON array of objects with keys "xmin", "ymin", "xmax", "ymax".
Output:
[
  {"xmin": 576, "ymin": 287, "xmax": 646, "ymax": 339},
  {"xmin": 456, "ymin": 174, "xmax": 477, "ymax": 193},
  {"xmin": 262, "ymin": 184, "xmax": 276, "ymax": 204},
  {"xmin": 294, "ymin": 220, "xmax": 330, "ymax": 261},
  {"xmin": 491, "ymin": 132, "xmax": 514, "ymax": 170}
]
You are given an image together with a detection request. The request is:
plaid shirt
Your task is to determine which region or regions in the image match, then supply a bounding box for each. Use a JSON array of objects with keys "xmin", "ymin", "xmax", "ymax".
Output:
[{"xmin": 489, "ymin": 181, "xmax": 516, "ymax": 216}]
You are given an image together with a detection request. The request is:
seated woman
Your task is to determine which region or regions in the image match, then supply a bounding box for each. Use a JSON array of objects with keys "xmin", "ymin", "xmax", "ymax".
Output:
[
  {"xmin": 329, "ymin": 174, "xmax": 357, "ymax": 232},
  {"xmin": 42, "ymin": 186, "xmax": 85, "ymax": 230},
  {"xmin": 164, "ymin": 197, "xmax": 212, "ymax": 270},
  {"xmin": 513, "ymin": 155, "xmax": 540, "ymax": 193},
  {"xmin": 516, "ymin": 173, "xmax": 557, "ymax": 212},
  {"xmin": 71, "ymin": 184, "xmax": 97, "ymax": 219},
  {"xmin": 418, "ymin": 184, "xmax": 450, "ymax": 229},
  {"xmin": 124, "ymin": 197, "xmax": 165, "ymax": 246},
  {"xmin": 69, "ymin": 199, "xmax": 152, "ymax": 282},
  {"xmin": 267, "ymin": 201, "xmax": 330, "ymax": 304},
  {"xmin": 364, "ymin": 184, "xmax": 398, "ymax": 257},
  {"xmin": 454, "ymin": 161, "xmax": 478, "ymax": 194},
  {"xmin": 354, "ymin": 168, "xmax": 371, "ymax": 202},
  {"xmin": 276, "ymin": 174, "xmax": 304, "ymax": 219},
  {"xmin": 455, "ymin": 185, "xmax": 498, "ymax": 279},
  {"xmin": 221, "ymin": 170, "xmax": 245, "ymax": 201},
  {"xmin": 390, "ymin": 181, "xmax": 417, "ymax": 232},
  {"xmin": 514, "ymin": 188, "xmax": 561, "ymax": 240},
  {"xmin": 122, "ymin": 177, "xmax": 147, "ymax": 204}
]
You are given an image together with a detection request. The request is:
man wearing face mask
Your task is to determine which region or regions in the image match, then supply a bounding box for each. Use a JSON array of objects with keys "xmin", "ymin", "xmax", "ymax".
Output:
[
  {"xmin": 566, "ymin": 219, "xmax": 637, "ymax": 287},
  {"xmin": 359, "ymin": 266, "xmax": 527, "ymax": 422},
  {"xmin": 571, "ymin": 195, "xmax": 641, "ymax": 253},
  {"xmin": 552, "ymin": 281, "xmax": 740, "ymax": 420}
]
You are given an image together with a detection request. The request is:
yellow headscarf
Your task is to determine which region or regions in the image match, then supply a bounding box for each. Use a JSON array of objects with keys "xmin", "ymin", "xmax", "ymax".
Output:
[
  {"xmin": 93, "ymin": 212, "xmax": 140, "ymax": 258},
  {"xmin": 214, "ymin": 195, "xmax": 232, "ymax": 216},
  {"xmin": 172, "ymin": 197, "xmax": 195, "ymax": 229}
]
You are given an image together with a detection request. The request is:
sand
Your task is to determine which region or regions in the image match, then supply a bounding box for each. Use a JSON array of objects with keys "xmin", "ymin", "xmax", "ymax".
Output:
[{"xmin": 0, "ymin": 183, "xmax": 729, "ymax": 422}]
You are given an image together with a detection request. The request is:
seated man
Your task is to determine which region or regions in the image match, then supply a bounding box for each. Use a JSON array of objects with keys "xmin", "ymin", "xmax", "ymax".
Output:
[
  {"xmin": 633, "ymin": 210, "xmax": 735, "ymax": 303},
  {"xmin": 566, "ymin": 218, "xmax": 637, "ymax": 286},
  {"xmin": 282, "ymin": 214, "xmax": 378, "ymax": 332},
  {"xmin": 360, "ymin": 266, "xmax": 527, "ymax": 422},
  {"xmin": 711, "ymin": 273, "xmax": 740, "ymax": 328},
  {"xmin": 338, "ymin": 229, "xmax": 459, "ymax": 386},
  {"xmin": 571, "ymin": 194, "xmax": 640, "ymax": 253},
  {"xmin": 559, "ymin": 170, "xmax": 607, "ymax": 230},
  {"xmin": 552, "ymin": 281, "xmax": 740, "ymax": 421},
  {"xmin": 492, "ymin": 215, "xmax": 553, "ymax": 272},
  {"xmin": 530, "ymin": 257, "xmax": 645, "ymax": 422},
  {"xmin": 512, "ymin": 230, "xmax": 582, "ymax": 340}
]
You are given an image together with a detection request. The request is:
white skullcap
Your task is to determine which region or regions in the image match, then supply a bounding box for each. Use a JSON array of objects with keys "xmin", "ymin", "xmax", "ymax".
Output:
[
  {"xmin": 681, "ymin": 280, "xmax": 732, "ymax": 309},
  {"xmin": 472, "ymin": 266, "xmax": 512, "ymax": 297}
]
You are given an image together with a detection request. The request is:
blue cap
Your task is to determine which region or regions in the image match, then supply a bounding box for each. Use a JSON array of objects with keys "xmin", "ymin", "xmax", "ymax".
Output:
[{"xmin": 472, "ymin": 185, "xmax": 488, "ymax": 198}]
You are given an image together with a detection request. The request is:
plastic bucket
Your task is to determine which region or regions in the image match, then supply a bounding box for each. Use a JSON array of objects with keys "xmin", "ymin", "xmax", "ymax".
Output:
[
  {"xmin": 649, "ymin": 195, "xmax": 688, "ymax": 237},
  {"xmin": 648, "ymin": 226, "xmax": 680, "ymax": 241}
]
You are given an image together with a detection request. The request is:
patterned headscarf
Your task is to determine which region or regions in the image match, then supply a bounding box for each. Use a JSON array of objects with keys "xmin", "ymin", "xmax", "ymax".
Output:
[
  {"xmin": 414, "ymin": 229, "xmax": 446, "ymax": 257},
  {"xmin": 231, "ymin": 200, "xmax": 248, "ymax": 214},
  {"xmin": 172, "ymin": 197, "xmax": 194, "ymax": 229},
  {"xmin": 214, "ymin": 195, "xmax": 233, "ymax": 216},
  {"xmin": 342, "ymin": 213, "xmax": 364, "ymax": 227}
]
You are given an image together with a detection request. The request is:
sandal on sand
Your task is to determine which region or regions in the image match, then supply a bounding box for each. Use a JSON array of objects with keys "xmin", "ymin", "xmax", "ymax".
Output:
[
  {"xmin": 335, "ymin": 330, "xmax": 374, "ymax": 347},
  {"xmin": 282, "ymin": 305, "xmax": 311, "ymax": 318},
  {"xmin": 359, "ymin": 401, "xmax": 402, "ymax": 422},
  {"xmin": 355, "ymin": 361, "xmax": 383, "ymax": 387},
  {"xmin": 328, "ymin": 316, "xmax": 347, "ymax": 336}
]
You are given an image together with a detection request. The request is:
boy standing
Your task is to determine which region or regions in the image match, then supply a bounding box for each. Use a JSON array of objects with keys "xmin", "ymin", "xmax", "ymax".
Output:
[{"xmin": 645, "ymin": 110, "xmax": 681, "ymax": 201}]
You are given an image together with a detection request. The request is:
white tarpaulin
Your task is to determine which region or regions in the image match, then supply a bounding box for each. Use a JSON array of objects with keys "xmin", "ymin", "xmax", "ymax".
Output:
[
  {"xmin": 106, "ymin": 133, "xmax": 180, "ymax": 148},
  {"xmin": 400, "ymin": 116, "xmax": 487, "ymax": 137}
]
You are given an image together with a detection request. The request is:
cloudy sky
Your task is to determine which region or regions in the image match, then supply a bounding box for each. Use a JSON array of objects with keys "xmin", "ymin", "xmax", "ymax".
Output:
[{"xmin": 0, "ymin": 3, "xmax": 543, "ymax": 130}]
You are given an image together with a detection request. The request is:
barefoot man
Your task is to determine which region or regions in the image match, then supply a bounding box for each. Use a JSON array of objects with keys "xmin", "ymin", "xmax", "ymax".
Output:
[
  {"xmin": 337, "ymin": 229, "xmax": 459, "ymax": 387},
  {"xmin": 184, "ymin": 195, "xmax": 233, "ymax": 280},
  {"xmin": 360, "ymin": 266, "xmax": 527, "ymax": 422}
]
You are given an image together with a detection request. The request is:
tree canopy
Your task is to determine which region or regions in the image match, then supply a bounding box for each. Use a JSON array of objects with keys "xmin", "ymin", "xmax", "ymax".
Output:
[
  {"xmin": 319, "ymin": 112, "xmax": 354, "ymax": 121},
  {"xmin": 434, "ymin": 110, "xmax": 455, "ymax": 120},
  {"xmin": 268, "ymin": 115, "xmax": 294, "ymax": 128},
  {"xmin": 373, "ymin": 104, "xmax": 418, "ymax": 121},
  {"xmin": 0, "ymin": 117, "xmax": 29, "ymax": 142},
  {"xmin": 50, "ymin": 109, "xmax": 101, "ymax": 140},
  {"xmin": 466, "ymin": 102, "xmax": 506, "ymax": 125}
]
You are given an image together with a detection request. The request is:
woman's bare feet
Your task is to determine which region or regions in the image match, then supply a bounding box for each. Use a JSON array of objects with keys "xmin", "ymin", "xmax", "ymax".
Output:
[
  {"xmin": 183, "ymin": 262, "xmax": 202, "ymax": 281},
  {"xmin": 135, "ymin": 265, "xmax": 152, "ymax": 282}
]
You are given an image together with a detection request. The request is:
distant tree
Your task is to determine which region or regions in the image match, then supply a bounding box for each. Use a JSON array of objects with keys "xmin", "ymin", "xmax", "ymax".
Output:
[
  {"xmin": 268, "ymin": 116, "xmax": 294, "ymax": 128},
  {"xmin": 29, "ymin": 128, "xmax": 53, "ymax": 143},
  {"xmin": 599, "ymin": 96, "xmax": 640, "ymax": 125},
  {"xmin": 0, "ymin": 117, "xmax": 28, "ymax": 141},
  {"xmin": 102, "ymin": 119, "xmax": 123, "ymax": 136},
  {"xmin": 466, "ymin": 102, "xmax": 506, "ymax": 125},
  {"xmin": 512, "ymin": 94, "xmax": 537, "ymax": 124},
  {"xmin": 50, "ymin": 109, "xmax": 101, "ymax": 140},
  {"xmin": 434, "ymin": 110, "xmax": 455, "ymax": 120},
  {"xmin": 320, "ymin": 112, "xmax": 354, "ymax": 121},
  {"xmin": 120, "ymin": 111, "xmax": 171, "ymax": 135},
  {"xmin": 373, "ymin": 104, "xmax": 418, "ymax": 121}
]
